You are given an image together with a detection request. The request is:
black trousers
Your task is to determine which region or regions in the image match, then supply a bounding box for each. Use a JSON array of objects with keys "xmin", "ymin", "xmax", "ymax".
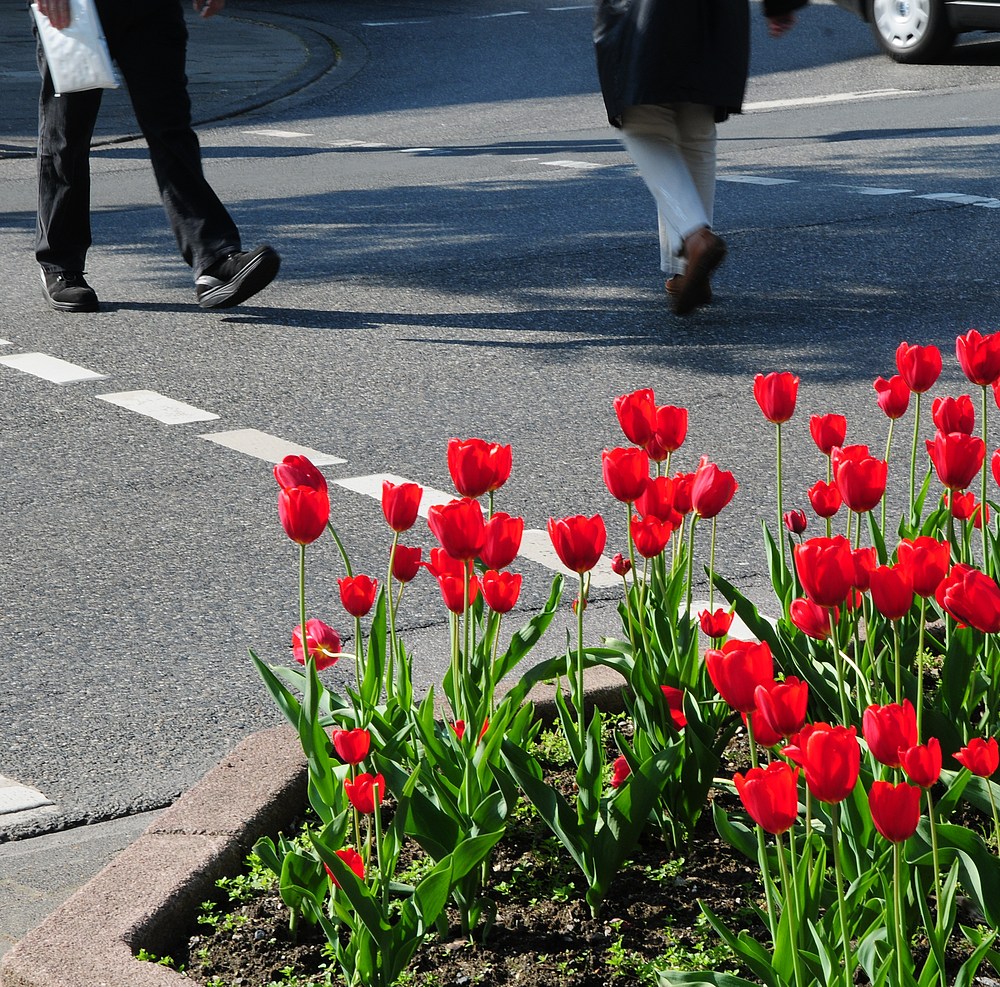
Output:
[{"xmin": 34, "ymin": 0, "xmax": 241, "ymax": 277}]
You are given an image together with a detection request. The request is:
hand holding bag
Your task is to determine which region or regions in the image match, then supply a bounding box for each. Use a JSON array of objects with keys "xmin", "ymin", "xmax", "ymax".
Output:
[{"xmin": 31, "ymin": 0, "xmax": 118, "ymax": 96}]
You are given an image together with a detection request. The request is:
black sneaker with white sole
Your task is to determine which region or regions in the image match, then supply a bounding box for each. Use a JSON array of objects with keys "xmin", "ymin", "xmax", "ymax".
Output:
[
  {"xmin": 40, "ymin": 269, "xmax": 99, "ymax": 313},
  {"xmin": 195, "ymin": 244, "xmax": 281, "ymax": 309}
]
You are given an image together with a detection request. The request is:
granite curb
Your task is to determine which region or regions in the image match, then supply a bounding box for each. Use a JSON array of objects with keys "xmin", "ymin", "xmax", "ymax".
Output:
[{"xmin": 0, "ymin": 667, "xmax": 626, "ymax": 987}]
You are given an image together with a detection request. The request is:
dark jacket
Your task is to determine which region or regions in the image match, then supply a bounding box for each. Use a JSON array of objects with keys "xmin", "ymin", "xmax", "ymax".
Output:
[{"xmin": 595, "ymin": 0, "xmax": 808, "ymax": 127}]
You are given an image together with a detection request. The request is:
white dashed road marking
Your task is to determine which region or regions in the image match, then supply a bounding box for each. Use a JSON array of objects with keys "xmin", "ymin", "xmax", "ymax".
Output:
[
  {"xmin": 474, "ymin": 10, "xmax": 529, "ymax": 16},
  {"xmin": 198, "ymin": 428, "xmax": 348, "ymax": 466},
  {"xmin": 843, "ymin": 186, "xmax": 915, "ymax": 196},
  {"xmin": 333, "ymin": 473, "xmax": 452, "ymax": 517},
  {"xmin": 0, "ymin": 777, "xmax": 54, "ymax": 816},
  {"xmin": 543, "ymin": 160, "xmax": 604, "ymax": 170},
  {"xmin": 719, "ymin": 175, "xmax": 797, "ymax": 186},
  {"xmin": 0, "ymin": 339, "xmax": 11, "ymax": 346},
  {"xmin": 519, "ymin": 528, "xmax": 619, "ymax": 588},
  {"xmin": 96, "ymin": 390, "xmax": 220, "ymax": 425},
  {"xmin": 744, "ymin": 89, "xmax": 915, "ymax": 112},
  {"xmin": 362, "ymin": 19, "xmax": 432, "ymax": 26},
  {"xmin": 243, "ymin": 129, "xmax": 313, "ymax": 138},
  {"xmin": 0, "ymin": 352, "xmax": 106, "ymax": 384},
  {"xmin": 915, "ymin": 192, "xmax": 1000, "ymax": 206}
]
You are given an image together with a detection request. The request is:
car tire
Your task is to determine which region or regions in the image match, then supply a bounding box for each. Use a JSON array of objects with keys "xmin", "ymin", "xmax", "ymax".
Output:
[{"xmin": 867, "ymin": 0, "xmax": 955, "ymax": 62}]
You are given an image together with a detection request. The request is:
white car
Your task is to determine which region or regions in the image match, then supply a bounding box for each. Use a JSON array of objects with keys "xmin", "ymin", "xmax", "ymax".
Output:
[{"xmin": 832, "ymin": 0, "xmax": 1000, "ymax": 62}]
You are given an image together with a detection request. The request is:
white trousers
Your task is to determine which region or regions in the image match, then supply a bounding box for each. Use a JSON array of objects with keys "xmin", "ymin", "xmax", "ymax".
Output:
[{"xmin": 620, "ymin": 103, "xmax": 717, "ymax": 275}]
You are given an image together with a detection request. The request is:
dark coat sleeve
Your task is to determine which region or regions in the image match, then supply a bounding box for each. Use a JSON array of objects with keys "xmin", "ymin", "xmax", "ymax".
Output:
[{"xmin": 762, "ymin": 0, "xmax": 807, "ymax": 16}]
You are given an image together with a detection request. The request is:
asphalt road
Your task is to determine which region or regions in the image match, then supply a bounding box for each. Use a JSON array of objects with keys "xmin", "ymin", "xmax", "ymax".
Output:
[{"xmin": 2, "ymin": 0, "xmax": 1000, "ymax": 838}]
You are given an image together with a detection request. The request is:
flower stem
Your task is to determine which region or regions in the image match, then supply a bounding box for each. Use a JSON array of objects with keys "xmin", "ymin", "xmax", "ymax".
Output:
[
  {"xmin": 893, "ymin": 620, "xmax": 902, "ymax": 706},
  {"xmin": 776, "ymin": 832, "xmax": 804, "ymax": 987},
  {"xmin": 909, "ymin": 392, "xmax": 922, "ymax": 520},
  {"xmin": 917, "ymin": 597, "xmax": 927, "ymax": 738},
  {"xmin": 576, "ymin": 572, "xmax": 587, "ymax": 757},
  {"xmin": 926, "ymin": 789, "xmax": 943, "ymax": 936},
  {"xmin": 987, "ymin": 776, "xmax": 1000, "ymax": 852},
  {"xmin": 708, "ymin": 516, "xmax": 718, "ymax": 613},
  {"xmin": 747, "ymin": 725, "xmax": 779, "ymax": 926},
  {"xmin": 829, "ymin": 610, "xmax": 850, "ymax": 725},
  {"xmin": 883, "ymin": 419, "xmax": 894, "ymax": 535},
  {"xmin": 893, "ymin": 842, "xmax": 906, "ymax": 987},
  {"xmin": 776, "ymin": 421, "xmax": 786, "ymax": 572},
  {"xmin": 831, "ymin": 802, "xmax": 853, "ymax": 983},
  {"xmin": 982, "ymin": 385, "xmax": 990, "ymax": 571}
]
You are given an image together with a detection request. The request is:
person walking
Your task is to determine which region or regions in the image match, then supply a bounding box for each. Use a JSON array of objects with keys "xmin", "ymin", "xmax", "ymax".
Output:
[
  {"xmin": 32, "ymin": 0, "xmax": 280, "ymax": 313},
  {"xmin": 594, "ymin": 0, "xmax": 803, "ymax": 315}
]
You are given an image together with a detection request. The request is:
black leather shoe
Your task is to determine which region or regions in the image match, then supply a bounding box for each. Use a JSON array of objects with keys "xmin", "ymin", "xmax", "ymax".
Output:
[
  {"xmin": 195, "ymin": 244, "xmax": 280, "ymax": 309},
  {"xmin": 40, "ymin": 269, "xmax": 99, "ymax": 313}
]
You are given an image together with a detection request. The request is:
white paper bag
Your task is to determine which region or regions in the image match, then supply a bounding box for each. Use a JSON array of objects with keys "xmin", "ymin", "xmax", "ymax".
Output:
[{"xmin": 31, "ymin": 0, "xmax": 119, "ymax": 96}]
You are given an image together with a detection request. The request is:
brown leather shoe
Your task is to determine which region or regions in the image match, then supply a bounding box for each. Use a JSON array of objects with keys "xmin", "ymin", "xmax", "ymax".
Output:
[
  {"xmin": 666, "ymin": 274, "xmax": 712, "ymax": 308},
  {"xmin": 673, "ymin": 227, "xmax": 726, "ymax": 315}
]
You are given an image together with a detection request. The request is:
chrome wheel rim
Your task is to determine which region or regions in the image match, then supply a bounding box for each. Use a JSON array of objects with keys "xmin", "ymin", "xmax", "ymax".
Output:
[{"xmin": 872, "ymin": 0, "xmax": 934, "ymax": 49}]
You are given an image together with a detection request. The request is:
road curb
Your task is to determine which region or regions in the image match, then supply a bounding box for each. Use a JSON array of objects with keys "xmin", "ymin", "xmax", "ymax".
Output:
[{"xmin": 0, "ymin": 667, "xmax": 625, "ymax": 987}]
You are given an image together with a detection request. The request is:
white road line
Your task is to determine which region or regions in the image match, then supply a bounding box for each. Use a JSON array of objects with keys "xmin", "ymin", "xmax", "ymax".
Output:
[
  {"xmin": 362, "ymin": 19, "xmax": 431, "ymax": 26},
  {"xmin": 328, "ymin": 139, "xmax": 389, "ymax": 148},
  {"xmin": 0, "ymin": 352, "xmax": 106, "ymax": 384},
  {"xmin": 474, "ymin": 10, "xmax": 529, "ymax": 16},
  {"xmin": 542, "ymin": 159, "xmax": 604, "ymax": 170},
  {"xmin": 198, "ymin": 428, "xmax": 347, "ymax": 466},
  {"xmin": 242, "ymin": 129, "xmax": 313, "ymax": 138},
  {"xmin": 398, "ymin": 147, "xmax": 436, "ymax": 153},
  {"xmin": 744, "ymin": 89, "xmax": 915, "ymax": 112},
  {"xmin": 718, "ymin": 175, "xmax": 797, "ymax": 186},
  {"xmin": 915, "ymin": 192, "xmax": 1000, "ymax": 205},
  {"xmin": 842, "ymin": 186, "xmax": 915, "ymax": 195},
  {"xmin": 548, "ymin": 4, "xmax": 590, "ymax": 8},
  {"xmin": 519, "ymin": 528, "xmax": 619, "ymax": 588},
  {"xmin": 96, "ymin": 390, "xmax": 220, "ymax": 425},
  {"xmin": 0, "ymin": 776, "xmax": 54, "ymax": 815},
  {"xmin": 333, "ymin": 473, "xmax": 452, "ymax": 518},
  {"xmin": 0, "ymin": 339, "xmax": 11, "ymax": 346}
]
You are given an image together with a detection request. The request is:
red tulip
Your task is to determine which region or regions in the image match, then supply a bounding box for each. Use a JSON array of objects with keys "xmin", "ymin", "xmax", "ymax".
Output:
[
  {"xmin": 344, "ymin": 772, "xmax": 385, "ymax": 814},
  {"xmin": 672, "ymin": 472, "xmax": 695, "ymax": 515},
  {"xmin": 784, "ymin": 510, "xmax": 807, "ymax": 534},
  {"xmin": 810, "ymin": 414, "xmax": 848, "ymax": 456},
  {"xmin": 831, "ymin": 444, "xmax": 888, "ymax": 513},
  {"xmin": 733, "ymin": 762, "xmax": 799, "ymax": 835},
  {"xmin": 630, "ymin": 514, "xmax": 671, "ymax": 558},
  {"xmin": 851, "ymin": 547, "xmax": 877, "ymax": 592},
  {"xmin": 547, "ymin": 514, "xmax": 607, "ymax": 573},
  {"xmin": 926, "ymin": 430, "xmax": 986, "ymax": 491},
  {"xmin": 339, "ymin": 574, "xmax": 378, "ymax": 617},
  {"xmin": 863, "ymin": 700, "xmax": 918, "ymax": 769},
  {"xmin": 451, "ymin": 719, "xmax": 488, "ymax": 744},
  {"xmin": 939, "ymin": 564, "xmax": 1000, "ymax": 633},
  {"xmin": 699, "ymin": 608, "xmax": 733, "ymax": 639},
  {"xmin": 754, "ymin": 371, "xmax": 800, "ymax": 424},
  {"xmin": 946, "ymin": 490, "xmax": 978, "ymax": 520},
  {"xmin": 705, "ymin": 639, "xmax": 774, "ymax": 713},
  {"xmin": 291, "ymin": 619, "xmax": 341, "ymax": 670},
  {"xmin": 602, "ymin": 447, "xmax": 650, "ymax": 503},
  {"xmin": 611, "ymin": 755, "xmax": 631, "ymax": 789},
  {"xmin": 325, "ymin": 847, "xmax": 365, "ymax": 887},
  {"xmin": 480, "ymin": 512, "xmax": 524, "ymax": 570},
  {"xmin": 647, "ymin": 404, "xmax": 688, "ymax": 458},
  {"xmin": 789, "ymin": 597, "xmax": 836, "ymax": 639},
  {"xmin": 993, "ymin": 449, "xmax": 1000, "ymax": 489},
  {"xmin": 794, "ymin": 535, "xmax": 855, "ymax": 607},
  {"xmin": 436, "ymin": 570, "xmax": 480, "ymax": 614},
  {"xmin": 956, "ymin": 329, "xmax": 1000, "ymax": 387},
  {"xmin": 785, "ymin": 723, "xmax": 860, "ymax": 804},
  {"xmin": 743, "ymin": 707, "xmax": 784, "ymax": 748},
  {"xmin": 428, "ymin": 497, "xmax": 486, "ymax": 560},
  {"xmin": 932, "ymin": 394, "xmax": 975, "ymax": 435},
  {"xmin": 611, "ymin": 552, "xmax": 631, "ymax": 576},
  {"xmin": 391, "ymin": 544, "xmax": 422, "ymax": 583},
  {"xmin": 278, "ymin": 485, "xmax": 330, "ymax": 545},
  {"xmin": 482, "ymin": 569, "xmax": 522, "ymax": 613},
  {"xmin": 754, "ymin": 677, "xmax": 808, "ymax": 739},
  {"xmin": 614, "ymin": 388, "xmax": 656, "ymax": 445},
  {"xmin": 274, "ymin": 454, "xmax": 327, "ymax": 493},
  {"xmin": 636, "ymin": 475, "xmax": 676, "ymax": 522},
  {"xmin": 873, "ymin": 375, "xmax": 910, "ymax": 420},
  {"xmin": 899, "ymin": 737, "xmax": 942, "ymax": 789},
  {"xmin": 424, "ymin": 547, "xmax": 469, "ymax": 580},
  {"xmin": 869, "ymin": 781, "xmax": 921, "ymax": 842},
  {"xmin": 807, "ymin": 479, "xmax": 842, "ymax": 519},
  {"xmin": 953, "ymin": 737, "xmax": 1000, "ymax": 776},
  {"xmin": 896, "ymin": 537, "xmax": 950, "ymax": 598},
  {"xmin": 660, "ymin": 685, "xmax": 687, "ymax": 729},
  {"xmin": 332, "ymin": 728, "xmax": 370, "ymax": 765},
  {"xmin": 869, "ymin": 564, "xmax": 914, "ymax": 620},
  {"xmin": 691, "ymin": 458, "xmax": 738, "ymax": 519},
  {"xmin": 447, "ymin": 438, "xmax": 512, "ymax": 498},
  {"xmin": 972, "ymin": 500, "xmax": 990, "ymax": 529},
  {"xmin": 895, "ymin": 341, "xmax": 942, "ymax": 393},
  {"xmin": 381, "ymin": 480, "xmax": 422, "ymax": 532}
]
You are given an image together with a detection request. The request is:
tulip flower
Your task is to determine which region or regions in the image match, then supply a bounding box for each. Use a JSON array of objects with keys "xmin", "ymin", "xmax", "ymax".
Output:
[
  {"xmin": 785, "ymin": 722, "xmax": 860, "ymax": 805},
  {"xmin": 291, "ymin": 619, "xmax": 341, "ymax": 670},
  {"xmin": 447, "ymin": 437, "xmax": 512, "ymax": 498},
  {"xmin": 437, "ymin": 571, "xmax": 480, "ymax": 614},
  {"xmin": 895, "ymin": 341, "xmax": 942, "ymax": 393},
  {"xmin": 807, "ymin": 479, "xmax": 842, "ymax": 519},
  {"xmin": 705, "ymin": 639, "xmax": 774, "ymax": 714},
  {"xmin": 926, "ymin": 430, "xmax": 986, "ymax": 490},
  {"xmin": 957, "ymin": 328, "xmax": 1000, "ymax": 387},
  {"xmin": 428, "ymin": 497, "xmax": 486, "ymax": 561},
  {"xmin": 899, "ymin": 737, "xmax": 942, "ymax": 789},
  {"xmin": 869, "ymin": 564, "xmax": 914, "ymax": 620},
  {"xmin": 391, "ymin": 544, "xmax": 422, "ymax": 583},
  {"xmin": 733, "ymin": 762, "xmax": 800, "ymax": 835},
  {"xmin": 953, "ymin": 737, "xmax": 1000, "ymax": 776},
  {"xmin": 630, "ymin": 514, "xmax": 671, "ymax": 558},
  {"xmin": 278, "ymin": 485, "xmax": 330, "ymax": 545},
  {"xmin": 344, "ymin": 772, "xmax": 385, "ymax": 814},
  {"xmin": 610, "ymin": 755, "xmax": 631, "ymax": 789},
  {"xmin": 810, "ymin": 414, "xmax": 847, "ymax": 457},
  {"xmin": 325, "ymin": 847, "xmax": 365, "ymax": 887},
  {"xmin": 851, "ymin": 547, "xmax": 877, "ymax": 593},
  {"xmin": 932, "ymin": 394, "xmax": 975, "ymax": 435},
  {"xmin": 743, "ymin": 707, "xmax": 783, "ymax": 748},
  {"xmin": 672, "ymin": 472, "xmax": 695, "ymax": 515},
  {"xmin": 831, "ymin": 444, "xmax": 888, "ymax": 514},
  {"xmin": 547, "ymin": 514, "xmax": 607, "ymax": 574},
  {"xmin": 381, "ymin": 480, "xmax": 422, "ymax": 532},
  {"xmin": 482, "ymin": 569, "xmax": 522, "ymax": 613},
  {"xmin": 611, "ymin": 552, "xmax": 631, "ymax": 576},
  {"xmin": 646, "ymin": 404, "xmax": 688, "ymax": 460},
  {"xmin": 789, "ymin": 597, "xmax": 836, "ymax": 639},
  {"xmin": 424, "ymin": 547, "xmax": 469, "ymax": 580},
  {"xmin": 896, "ymin": 537, "xmax": 950, "ymax": 597},
  {"xmin": 451, "ymin": 719, "xmax": 488, "ymax": 743},
  {"xmin": 698, "ymin": 608, "xmax": 733, "ymax": 639},
  {"xmin": 339, "ymin": 574, "xmax": 378, "ymax": 618},
  {"xmin": 753, "ymin": 371, "xmax": 799, "ymax": 424},
  {"xmin": 613, "ymin": 388, "xmax": 656, "ymax": 445},
  {"xmin": 946, "ymin": 490, "xmax": 977, "ymax": 520},
  {"xmin": 602, "ymin": 446, "xmax": 650, "ymax": 503},
  {"xmin": 783, "ymin": 510, "xmax": 807, "ymax": 535},
  {"xmin": 480, "ymin": 512, "xmax": 524, "ymax": 570},
  {"xmin": 635, "ymin": 475, "xmax": 676, "ymax": 523},
  {"xmin": 691, "ymin": 459, "xmax": 738, "ymax": 519},
  {"xmin": 754, "ymin": 677, "xmax": 808, "ymax": 739},
  {"xmin": 274, "ymin": 454, "xmax": 327, "ymax": 493},
  {"xmin": 874, "ymin": 374, "xmax": 910, "ymax": 420},
  {"xmin": 863, "ymin": 700, "xmax": 918, "ymax": 769},
  {"xmin": 332, "ymin": 728, "xmax": 370, "ymax": 765},
  {"xmin": 994, "ymin": 448, "xmax": 1000, "ymax": 489},
  {"xmin": 659, "ymin": 685, "xmax": 687, "ymax": 730},
  {"xmin": 869, "ymin": 781, "xmax": 922, "ymax": 842},
  {"xmin": 939, "ymin": 564, "xmax": 1000, "ymax": 633},
  {"xmin": 794, "ymin": 535, "xmax": 855, "ymax": 608}
]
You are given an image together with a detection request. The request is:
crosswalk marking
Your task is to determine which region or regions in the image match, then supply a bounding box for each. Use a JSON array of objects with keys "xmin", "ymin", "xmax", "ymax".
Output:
[
  {"xmin": 243, "ymin": 129, "xmax": 313, "ymax": 138},
  {"xmin": 198, "ymin": 428, "xmax": 348, "ymax": 466},
  {"xmin": 543, "ymin": 159, "xmax": 604, "ymax": 170},
  {"xmin": 96, "ymin": 390, "xmax": 220, "ymax": 425},
  {"xmin": 519, "ymin": 528, "xmax": 618, "ymax": 588},
  {"xmin": 333, "ymin": 473, "xmax": 452, "ymax": 518},
  {"xmin": 0, "ymin": 777, "xmax": 54, "ymax": 816},
  {"xmin": 0, "ymin": 352, "xmax": 106, "ymax": 384},
  {"xmin": 719, "ymin": 174, "xmax": 797, "ymax": 186}
]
